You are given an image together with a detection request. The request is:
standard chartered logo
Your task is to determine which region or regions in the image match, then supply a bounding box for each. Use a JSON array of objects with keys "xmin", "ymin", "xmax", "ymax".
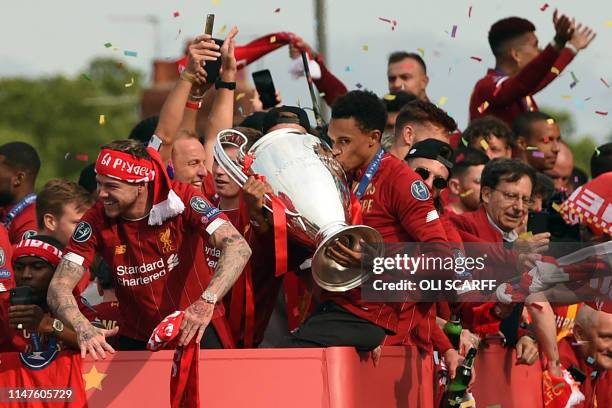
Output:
[{"xmin": 116, "ymin": 254, "xmax": 179, "ymax": 287}]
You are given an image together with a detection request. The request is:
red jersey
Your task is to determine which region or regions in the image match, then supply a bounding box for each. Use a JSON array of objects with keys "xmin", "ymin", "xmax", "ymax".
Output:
[
  {"xmin": 470, "ymin": 45, "xmax": 575, "ymax": 127},
  {"xmin": 63, "ymin": 181, "xmax": 228, "ymax": 341},
  {"xmin": 0, "ymin": 198, "xmax": 38, "ymax": 244},
  {"xmin": 325, "ymin": 153, "xmax": 451, "ymax": 344},
  {"xmin": 0, "ymin": 224, "xmax": 14, "ymax": 293},
  {"xmin": 558, "ymin": 336, "xmax": 612, "ymax": 408}
]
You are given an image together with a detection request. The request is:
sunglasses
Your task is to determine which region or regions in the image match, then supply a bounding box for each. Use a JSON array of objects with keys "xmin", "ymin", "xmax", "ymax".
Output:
[{"xmin": 414, "ymin": 167, "xmax": 448, "ymax": 189}]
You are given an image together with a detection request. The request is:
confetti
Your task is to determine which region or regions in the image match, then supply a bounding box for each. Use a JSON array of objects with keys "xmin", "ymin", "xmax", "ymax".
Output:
[
  {"xmin": 540, "ymin": 3, "xmax": 549, "ymax": 11},
  {"xmin": 477, "ymin": 101, "xmax": 489, "ymax": 113},
  {"xmin": 438, "ymin": 96, "xmax": 448, "ymax": 106},
  {"xmin": 600, "ymin": 78, "xmax": 610, "ymax": 88},
  {"xmin": 377, "ymin": 17, "xmax": 398, "ymax": 30},
  {"xmin": 362, "ymin": 44, "xmax": 369, "ymax": 51},
  {"xmin": 124, "ymin": 77, "xmax": 134, "ymax": 88},
  {"xmin": 526, "ymin": 146, "xmax": 538, "ymax": 150},
  {"xmin": 460, "ymin": 189, "xmax": 474, "ymax": 198},
  {"xmin": 470, "ymin": 56, "xmax": 482, "ymax": 62},
  {"xmin": 595, "ymin": 111, "xmax": 609, "ymax": 116},
  {"xmin": 235, "ymin": 92, "xmax": 245, "ymax": 101},
  {"xmin": 383, "ymin": 94, "xmax": 397, "ymax": 101},
  {"xmin": 480, "ymin": 139, "xmax": 489, "ymax": 150},
  {"xmin": 532, "ymin": 151, "xmax": 545, "ymax": 158},
  {"xmin": 270, "ymin": 36, "xmax": 277, "ymax": 43},
  {"xmin": 561, "ymin": 95, "xmax": 572, "ymax": 100},
  {"xmin": 546, "ymin": 118, "xmax": 555, "ymax": 125},
  {"xmin": 355, "ymin": 83, "xmax": 363, "ymax": 89},
  {"xmin": 319, "ymin": 92, "xmax": 326, "ymax": 97},
  {"xmin": 451, "ymin": 25, "xmax": 458, "ymax": 38},
  {"xmin": 173, "ymin": 11, "xmax": 180, "ymax": 18},
  {"xmin": 570, "ymin": 71, "xmax": 579, "ymax": 83},
  {"xmin": 461, "ymin": 137, "xmax": 468, "ymax": 147},
  {"xmin": 104, "ymin": 42, "xmax": 112, "ymax": 48},
  {"xmin": 345, "ymin": 66, "xmax": 351, "ymax": 72},
  {"xmin": 570, "ymin": 81, "xmax": 578, "ymax": 89},
  {"xmin": 607, "ymin": 21, "xmax": 612, "ymax": 27},
  {"xmin": 175, "ymin": 29, "xmax": 182, "ymax": 40},
  {"xmin": 75, "ymin": 154, "xmax": 89, "ymax": 161},
  {"xmin": 212, "ymin": 0, "xmax": 220, "ymax": 4},
  {"xmin": 551, "ymin": 202, "xmax": 561, "ymax": 213},
  {"xmin": 550, "ymin": 67, "xmax": 560, "ymax": 75},
  {"xmin": 64, "ymin": 153, "xmax": 71, "ymax": 160},
  {"xmin": 99, "ymin": 115, "xmax": 106, "ymax": 125},
  {"xmin": 217, "ymin": 24, "xmax": 227, "ymax": 36},
  {"xmin": 274, "ymin": 8, "xmax": 281, "ymax": 13},
  {"xmin": 461, "ymin": 399, "xmax": 476, "ymax": 407},
  {"xmin": 595, "ymin": 147, "xmax": 601, "ymax": 156},
  {"xmin": 81, "ymin": 74, "xmax": 92, "ymax": 81},
  {"xmin": 417, "ymin": 48, "xmax": 425, "ymax": 57},
  {"xmin": 468, "ymin": 6, "xmax": 472, "ymax": 18},
  {"xmin": 123, "ymin": 50, "xmax": 138, "ymax": 57}
]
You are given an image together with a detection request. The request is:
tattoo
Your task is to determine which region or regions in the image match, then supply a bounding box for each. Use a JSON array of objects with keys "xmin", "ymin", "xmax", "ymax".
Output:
[
  {"xmin": 208, "ymin": 224, "xmax": 252, "ymax": 298},
  {"xmin": 48, "ymin": 258, "xmax": 91, "ymax": 335}
]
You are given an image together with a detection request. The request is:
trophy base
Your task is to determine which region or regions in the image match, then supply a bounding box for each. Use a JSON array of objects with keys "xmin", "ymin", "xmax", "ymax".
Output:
[{"xmin": 312, "ymin": 225, "xmax": 384, "ymax": 292}]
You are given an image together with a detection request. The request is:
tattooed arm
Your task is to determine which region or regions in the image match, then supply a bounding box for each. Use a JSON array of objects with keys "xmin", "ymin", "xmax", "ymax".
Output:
[
  {"xmin": 179, "ymin": 221, "xmax": 251, "ymax": 346},
  {"xmin": 47, "ymin": 258, "xmax": 118, "ymax": 359}
]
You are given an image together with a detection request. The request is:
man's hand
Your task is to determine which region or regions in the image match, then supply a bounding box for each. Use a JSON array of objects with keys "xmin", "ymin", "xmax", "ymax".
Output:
[
  {"xmin": 185, "ymin": 34, "xmax": 221, "ymax": 84},
  {"xmin": 74, "ymin": 321, "xmax": 119, "ymax": 360},
  {"xmin": 179, "ymin": 299, "xmax": 214, "ymax": 347},
  {"xmin": 250, "ymin": 90, "xmax": 282, "ymax": 113},
  {"xmin": 516, "ymin": 336, "xmax": 539, "ymax": 365},
  {"xmin": 243, "ymin": 176, "xmax": 271, "ymax": 217},
  {"xmin": 8, "ymin": 304, "xmax": 46, "ymax": 331},
  {"xmin": 288, "ymin": 35, "xmax": 314, "ymax": 60},
  {"xmin": 371, "ymin": 345, "xmax": 382, "ymax": 367},
  {"xmin": 219, "ymin": 26, "xmax": 239, "ymax": 82},
  {"xmin": 327, "ymin": 239, "xmax": 365, "ymax": 268},
  {"xmin": 518, "ymin": 252, "xmax": 542, "ymax": 272},
  {"xmin": 552, "ymin": 10, "xmax": 575, "ymax": 47},
  {"xmin": 459, "ymin": 329, "xmax": 480, "ymax": 355},
  {"xmin": 569, "ymin": 23, "xmax": 596, "ymax": 50},
  {"xmin": 514, "ymin": 232, "xmax": 551, "ymax": 255},
  {"xmin": 443, "ymin": 348, "xmax": 461, "ymax": 379}
]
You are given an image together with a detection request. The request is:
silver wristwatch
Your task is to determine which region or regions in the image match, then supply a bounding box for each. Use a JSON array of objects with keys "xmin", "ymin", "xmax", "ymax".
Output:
[
  {"xmin": 52, "ymin": 319, "xmax": 64, "ymax": 333},
  {"xmin": 201, "ymin": 290, "xmax": 218, "ymax": 305}
]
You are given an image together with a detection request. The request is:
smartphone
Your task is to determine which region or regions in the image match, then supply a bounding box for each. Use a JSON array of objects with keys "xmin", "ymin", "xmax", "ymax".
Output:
[
  {"xmin": 252, "ymin": 69, "xmax": 277, "ymax": 109},
  {"xmin": 527, "ymin": 211, "xmax": 549, "ymax": 235},
  {"xmin": 10, "ymin": 286, "xmax": 33, "ymax": 305},
  {"xmin": 202, "ymin": 14, "xmax": 222, "ymax": 84}
]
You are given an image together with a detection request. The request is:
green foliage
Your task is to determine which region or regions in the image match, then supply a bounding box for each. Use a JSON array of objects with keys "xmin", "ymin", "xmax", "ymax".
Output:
[{"xmin": 0, "ymin": 58, "xmax": 143, "ymax": 189}]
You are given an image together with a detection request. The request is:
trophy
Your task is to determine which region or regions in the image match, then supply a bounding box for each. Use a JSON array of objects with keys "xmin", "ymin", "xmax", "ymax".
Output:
[{"xmin": 214, "ymin": 128, "xmax": 383, "ymax": 292}]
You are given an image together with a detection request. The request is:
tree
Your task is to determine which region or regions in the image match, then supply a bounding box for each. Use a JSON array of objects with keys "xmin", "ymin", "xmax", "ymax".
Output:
[{"xmin": 0, "ymin": 58, "xmax": 143, "ymax": 188}]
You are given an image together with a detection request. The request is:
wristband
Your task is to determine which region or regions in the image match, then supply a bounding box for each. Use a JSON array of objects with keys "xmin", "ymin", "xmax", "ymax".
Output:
[
  {"xmin": 180, "ymin": 70, "xmax": 197, "ymax": 84},
  {"xmin": 215, "ymin": 80, "xmax": 236, "ymax": 90},
  {"xmin": 565, "ymin": 43, "xmax": 579, "ymax": 55},
  {"xmin": 186, "ymin": 100, "xmax": 202, "ymax": 110}
]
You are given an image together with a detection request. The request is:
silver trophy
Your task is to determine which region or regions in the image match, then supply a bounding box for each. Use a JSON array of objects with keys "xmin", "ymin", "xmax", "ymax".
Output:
[{"xmin": 214, "ymin": 128, "xmax": 383, "ymax": 292}]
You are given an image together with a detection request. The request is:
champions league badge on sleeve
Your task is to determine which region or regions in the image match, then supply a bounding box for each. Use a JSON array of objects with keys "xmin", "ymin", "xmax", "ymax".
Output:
[
  {"xmin": 72, "ymin": 221, "xmax": 92, "ymax": 243},
  {"xmin": 411, "ymin": 180, "xmax": 430, "ymax": 201},
  {"xmin": 191, "ymin": 196, "xmax": 221, "ymax": 224}
]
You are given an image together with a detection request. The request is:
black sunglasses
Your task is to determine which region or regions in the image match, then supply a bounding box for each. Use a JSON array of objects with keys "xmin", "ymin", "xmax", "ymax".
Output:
[{"xmin": 414, "ymin": 167, "xmax": 448, "ymax": 189}]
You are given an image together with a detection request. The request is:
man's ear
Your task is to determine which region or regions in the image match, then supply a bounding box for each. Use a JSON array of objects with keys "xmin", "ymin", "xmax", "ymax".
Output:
[
  {"xmin": 573, "ymin": 323, "xmax": 588, "ymax": 343},
  {"xmin": 481, "ymin": 186, "xmax": 492, "ymax": 205},
  {"xmin": 448, "ymin": 178, "xmax": 461, "ymax": 195},
  {"xmin": 369, "ymin": 129, "xmax": 382, "ymax": 146},
  {"xmin": 43, "ymin": 213, "xmax": 57, "ymax": 232},
  {"xmin": 516, "ymin": 135, "xmax": 528, "ymax": 151},
  {"xmin": 12, "ymin": 171, "xmax": 25, "ymax": 189},
  {"xmin": 509, "ymin": 47, "xmax": 521, "ymax": 66},
  {"xmin": 401, "ymin": 124, "xmax": 414, "ymax": 148}
]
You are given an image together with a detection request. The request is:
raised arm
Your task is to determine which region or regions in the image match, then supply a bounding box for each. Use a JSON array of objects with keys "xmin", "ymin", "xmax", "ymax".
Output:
[
  {"xmin": 203, "ymin": 27, "xmax": 239, "ymax": 173},
  {"xmin": 48, "ymin": 258, "xmax": 118, "ymax": 359},
  {"xmin": 155, "ymin": 35, "xmax": 219, "ymax": 162},
  {"xmin": 178, "ymin": 220, "xmax": 251, "ymax": 346}
]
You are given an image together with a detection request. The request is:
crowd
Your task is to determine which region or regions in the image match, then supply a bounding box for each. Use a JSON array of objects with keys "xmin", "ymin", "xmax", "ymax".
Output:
[{"xmin": 0, "ymin": 9, "xmax": 610, "ymax": 408}]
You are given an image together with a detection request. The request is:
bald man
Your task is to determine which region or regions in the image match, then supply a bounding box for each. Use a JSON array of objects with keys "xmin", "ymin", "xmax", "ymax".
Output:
[
  {"xmin": 557, "ymin": 304, "xmax": 612, "ymax": 407},
  {"xmin": 545, "ymin": 141, "xmax": 574, "ymax": 193},
  {"xmin": 171, "ymin": 134, "xmax": 208, "ymax": 189}
]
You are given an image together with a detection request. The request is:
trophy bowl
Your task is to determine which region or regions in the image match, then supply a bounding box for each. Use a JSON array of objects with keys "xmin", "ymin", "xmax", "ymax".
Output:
[{"xmin": 213, "ymin": 128, "xmax": 384, "ymax": 292}]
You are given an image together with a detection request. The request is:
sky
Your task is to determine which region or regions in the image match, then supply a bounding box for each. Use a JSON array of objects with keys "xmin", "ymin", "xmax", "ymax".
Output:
[{"xmin": 1, "ymin": 0, "xmax": 611, "ymax": 142}]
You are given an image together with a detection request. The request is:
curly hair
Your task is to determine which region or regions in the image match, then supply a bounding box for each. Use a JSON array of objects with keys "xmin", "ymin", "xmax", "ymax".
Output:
[
  {"xmin": 463, "ymin": 116, "xmax": 515, "ymax": 147},
  {"xmin": 332, "ymin": 90, "xmax": 387, "ymax": 134}
]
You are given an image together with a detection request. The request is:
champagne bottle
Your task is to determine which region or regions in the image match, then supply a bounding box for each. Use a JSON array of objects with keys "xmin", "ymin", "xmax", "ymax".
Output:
[
  {"xmin": 443, "ymin": 314, "xmax": 462, "ymax": 350},
  {"xmin": 442, "ymin": 347, "xmax": 477, "ymax": 407}
]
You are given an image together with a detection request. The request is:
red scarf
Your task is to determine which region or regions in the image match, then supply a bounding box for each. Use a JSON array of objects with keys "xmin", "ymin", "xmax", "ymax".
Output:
[
  {"xmin": 13, "ymin": 239, "xmax": 63, "ymax": 268},
  {"xmin": 147, "ymin": 311, "xmax": 199, "ymax": 408}
]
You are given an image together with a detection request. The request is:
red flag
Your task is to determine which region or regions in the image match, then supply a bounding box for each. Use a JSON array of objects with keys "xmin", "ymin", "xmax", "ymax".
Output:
[
  {"xmin": 176, "ymin": 32, "xmax": 296, "ymax": 73},
  {"xmin": 560, "ymin": 172, "xmax": 612, "ymax": 236},
  {"xmin": 0, "ymin": 351, "xmax": 88, "ymax": 407}
]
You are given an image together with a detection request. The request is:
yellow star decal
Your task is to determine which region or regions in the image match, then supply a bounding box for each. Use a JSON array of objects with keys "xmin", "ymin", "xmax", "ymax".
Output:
[{"xmin": 82, "ymin": 365, "xmax": 107, "ymax": 391}]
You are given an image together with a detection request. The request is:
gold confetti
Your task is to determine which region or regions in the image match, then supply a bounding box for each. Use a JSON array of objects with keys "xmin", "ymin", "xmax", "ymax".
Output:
[
  {"xmin": 480, "ymin": 139, "xmax": 489, "ymax": 150},
  {"xmin": 362, "ymin": 44, "xmax": 369, "ymax": 51},
  {"xmin": 607, "ymin": 21, "xmax": 612, "ymax": 27},
  {"xmin": 383, "ymin": 94, "xmax": 396, "ymax": 101},
  {"xmin": 124, "ymin": 77, "xmax": 134, "ymax": 88},
  {"xmin": 561, "ymin": 95, "xmax": 572, "ymax": 100},
  {"xmin": 459, "ymin": 189, "xmax": 474, "ymax": 198},
  {"xmin": 552, "ymin": 202, "xmax": 562, "ymax": 213},
  {"xmin": 212, "ymin": 0, "xmax": 220, "ymax": 4},
  {"xmin": 99, "ymin": 115, "xmax": 106, "ymax": 125},
  {"xmin": 526, "ymin": 146, "xmax": 538, "ymax": 150},
  {"xmin": 550, "ymin": 67, "xmax": 560, "ymax": 75},
  {"xmin": 477, "ymin": 100, "xmax": 489, "ymax": 113},
  {"xmin": 235, "ymin": 92, "xmax": 245, "ymax": 101},
  {"xmin": 319, "ymin": 92, "xmax": 326, "ymax": 97},
  {"xmin": 438, "ymin": 96, "xmax": 448, "ymax": 106},
  {"xmin": 270, "ymin": 36, "xmax": 277, "ymax": 43},
  {"xmin": 417, "ymin": 48, "xmax": 425, "ymax": 57},
  {"xmin": 217, "ymin": 24, "xmax": 227, "ymax": 36},
  {"xmin": 546, "ymin": 118, "xmax": 555, "ymax": 125},
  {"xmin": 519, "ymin": 231, "xmax": 533, "ymax": 240}
]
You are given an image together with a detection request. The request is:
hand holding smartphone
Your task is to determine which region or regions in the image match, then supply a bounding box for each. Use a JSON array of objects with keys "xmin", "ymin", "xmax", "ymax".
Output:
[{"xmin": 252, "ymin": 69, "xmax": 278, "ymax": 109}]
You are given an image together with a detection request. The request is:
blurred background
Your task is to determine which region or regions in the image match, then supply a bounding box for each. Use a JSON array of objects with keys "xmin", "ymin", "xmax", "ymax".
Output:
[{"xmin": 0, "ymin": 0, "xmax": 610, "ymax": 185}]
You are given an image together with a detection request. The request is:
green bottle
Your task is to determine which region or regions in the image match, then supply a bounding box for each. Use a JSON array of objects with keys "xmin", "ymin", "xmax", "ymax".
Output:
[
  {"xmin": 442, "ymin": 347, "xmax": 477, "ymax": 407},
  {"xmin": 443, "ymin": 315, "xmax": 462, "ymax": 350}
]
